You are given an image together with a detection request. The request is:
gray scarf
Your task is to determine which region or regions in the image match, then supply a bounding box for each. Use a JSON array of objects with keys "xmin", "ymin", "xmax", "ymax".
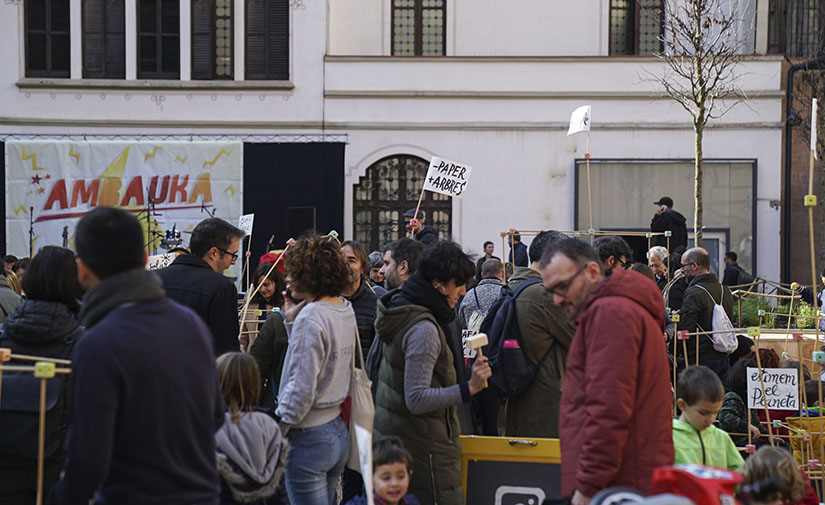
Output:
[{"xmin": 80, "ymin": 268, "xmax": 165, "ymax": 328}]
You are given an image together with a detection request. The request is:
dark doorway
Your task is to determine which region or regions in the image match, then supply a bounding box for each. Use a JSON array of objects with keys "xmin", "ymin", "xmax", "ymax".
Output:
[{"xmin": 243, "ymin": 142, "xmax": 345, "ymax": 271}]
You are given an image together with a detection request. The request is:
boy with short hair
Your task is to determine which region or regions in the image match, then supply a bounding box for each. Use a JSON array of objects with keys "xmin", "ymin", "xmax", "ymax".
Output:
[
  {"xmin": 673, "ymin": 365, "xmax": 744, "ymax": 470},
  {"xmin": 345, "ymin": 436, "xmax": 420, "ymax": 505}
]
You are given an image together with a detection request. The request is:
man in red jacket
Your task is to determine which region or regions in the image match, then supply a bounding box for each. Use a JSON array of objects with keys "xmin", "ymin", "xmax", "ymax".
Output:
[{"xmin": 540, "ymin": 238, "xmax": 673, "ymax": 505}]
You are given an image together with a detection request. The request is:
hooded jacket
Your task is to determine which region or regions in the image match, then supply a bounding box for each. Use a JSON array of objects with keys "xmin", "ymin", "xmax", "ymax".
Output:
[
  {"xmin": 560, "ymin": 268, "xmax": 673, "ymax": 498},
  {"xmin": 373, "ymin": 290, "xmax": 463, "ymax": 505},
  {"xmin": 651, "ymin": 209, "xmax": 688, "ymax": 251},
  {"xmin": 672, "ymin": 419, "xmax": 743, "ymax": 470},
  {"xmin": 0, "ymin": 276, "xmax": 21, "ymax": 322},
  {"xmin": 414, "ymin": 226, "xmax": 438, "ymax": 246},
  {"xmin": 215, "ymin": 411, "xmax": 287, "ymax": 505}
]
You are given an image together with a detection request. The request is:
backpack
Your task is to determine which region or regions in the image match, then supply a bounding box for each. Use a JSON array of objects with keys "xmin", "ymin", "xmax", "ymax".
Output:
[
  {"xmin": 694, "ymin": 284, "xmax": 737, "ymax": 353},
  {"xmin": 0, "ymin": 334, "xmax": 77, "ymax": 461},
  {"xmin": 478, "ymin": 278, "xmax": 559, "ymax": 398},
  {"xmin": 736, "ymin": 266, "xmax": 754, "ymax": 288}
]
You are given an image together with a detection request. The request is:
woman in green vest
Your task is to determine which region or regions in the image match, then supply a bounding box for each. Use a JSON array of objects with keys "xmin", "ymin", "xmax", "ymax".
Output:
[{"xmin": 374, "ymin": 242, "xmax": 492, "ymax": 505}]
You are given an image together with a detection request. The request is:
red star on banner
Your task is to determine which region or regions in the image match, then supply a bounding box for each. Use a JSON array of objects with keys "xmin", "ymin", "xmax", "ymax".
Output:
[
  {"xmin": 31, "ymin": 175, "xmax": 42, "ymax": 185},
  {"xmin": 45, "ymin": 174, "xmax": 51, "ymax": 179}
]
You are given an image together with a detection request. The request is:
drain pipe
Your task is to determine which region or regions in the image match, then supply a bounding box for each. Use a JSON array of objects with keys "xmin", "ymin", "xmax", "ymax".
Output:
[{"xmin": 783, "ymin": 56, "xmax": 825, "ymax": 283}]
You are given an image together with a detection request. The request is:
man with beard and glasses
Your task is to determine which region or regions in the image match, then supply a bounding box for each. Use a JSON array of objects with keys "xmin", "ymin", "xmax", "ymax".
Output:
[{"xmin": 540, "ymin": 238, "xmax": 672, "ymax": 505}]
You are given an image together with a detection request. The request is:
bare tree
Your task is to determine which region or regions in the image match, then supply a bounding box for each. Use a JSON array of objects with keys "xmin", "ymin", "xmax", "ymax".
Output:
[{"xmin": 649, "ymin": 0, "xmax": 750, "ymax": 246}]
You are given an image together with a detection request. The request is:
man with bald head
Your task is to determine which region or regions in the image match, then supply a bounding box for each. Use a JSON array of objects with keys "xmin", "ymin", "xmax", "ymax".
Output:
[{"xmin": 677, "ymin": 247, "xmax": 734, "ymax": 379}]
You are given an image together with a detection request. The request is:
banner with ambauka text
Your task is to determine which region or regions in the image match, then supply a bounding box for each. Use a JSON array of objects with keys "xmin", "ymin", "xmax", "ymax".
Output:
[{"xmin": 5, "ymin": 141, "xmax": 242, "ymax": 266}]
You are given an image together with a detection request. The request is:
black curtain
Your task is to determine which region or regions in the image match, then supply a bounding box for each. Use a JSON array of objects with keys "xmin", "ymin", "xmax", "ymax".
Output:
[{"xmin": 242, "ymin": 142, "xmax": 345, "ymax": 278}]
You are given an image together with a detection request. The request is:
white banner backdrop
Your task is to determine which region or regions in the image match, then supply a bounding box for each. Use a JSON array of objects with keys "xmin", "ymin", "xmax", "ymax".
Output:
[{"xmin": 5, "ymin": 141, "xmax": 243, "ymax": 274}]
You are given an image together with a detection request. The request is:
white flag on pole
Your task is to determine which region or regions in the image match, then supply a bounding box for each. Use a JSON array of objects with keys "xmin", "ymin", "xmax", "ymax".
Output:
[
  {"xmin": 567, "ymin": 105, "xmax": 592, "ymax": 136},
  {"xmin": 813, "ymin": 98, "xmax": 818, "ymax": 159}
]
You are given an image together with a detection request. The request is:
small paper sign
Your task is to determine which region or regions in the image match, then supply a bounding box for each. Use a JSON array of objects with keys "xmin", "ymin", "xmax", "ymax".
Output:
[
  {"xmin": 422, "ymin": 157, "xmax": 472, "ymax": 199},
  {"xmin": 146, "ymin": 253, "xmax": 177, "ymax": 271},
  {"xmin": 354, "ymin": 424, "xmax": 375, "ymax": 505},
  {"xmin": 238, "ymin": 214, "xmax": 255, "ymax": 236},
  {"xmin": 567, "ymin": 105, "xmax": 591, "ymax": 136},
  {"xmin": 747, "ymin": 367, "xmax": 800, "ymax": 411}
]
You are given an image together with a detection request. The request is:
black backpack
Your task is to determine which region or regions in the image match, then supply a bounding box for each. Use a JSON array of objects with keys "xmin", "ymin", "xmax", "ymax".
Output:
[
  {"xmin": 478, "ymin": 278, "xmax": 559, "ymax": 398},
  {"xmin": 736, "ymin": 266, "xmax": 754, "ymax": 288},
  {"xmin": 0, "ymin": 334, "xmax": 77, "ymax": 461}
]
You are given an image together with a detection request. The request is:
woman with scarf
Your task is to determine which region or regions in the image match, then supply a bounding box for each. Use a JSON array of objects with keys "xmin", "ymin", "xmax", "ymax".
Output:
[{"xmin": 373, "ymin": 242, "xmax": 492, "ymax": 505}]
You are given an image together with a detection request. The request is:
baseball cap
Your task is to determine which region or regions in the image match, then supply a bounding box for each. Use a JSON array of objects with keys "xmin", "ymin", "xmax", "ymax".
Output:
[{"xmin": 654, "ymin": 197, "xmax": 673, "ymax": 208}]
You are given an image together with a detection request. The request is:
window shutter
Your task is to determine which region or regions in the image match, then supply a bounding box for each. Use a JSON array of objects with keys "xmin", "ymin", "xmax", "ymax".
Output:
[
  {"xmin": 245, "ymin": 0, "xmax": 288, "ymax": 80},
  {"xmin": 191, "ymin": 0, "xmax": 212, "ymax": 79},
  {"xmin": 83, "ymin": 0, "xmax": 125, "ymax": 78}
]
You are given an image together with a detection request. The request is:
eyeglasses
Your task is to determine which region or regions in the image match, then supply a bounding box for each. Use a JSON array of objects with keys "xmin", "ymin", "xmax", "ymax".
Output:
[
  {"xmin": 216, "ymin": 247, "xmax": 239, "ymax": 263},
  {"xmin": 546, "ymin": 264, "xmax": 588, "ymax": 297}
]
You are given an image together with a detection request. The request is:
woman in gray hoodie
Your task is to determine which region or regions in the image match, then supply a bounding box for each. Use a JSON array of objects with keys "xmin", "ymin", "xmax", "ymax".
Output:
[{"xmin": 275, "ymin": 236, "xmax": 357, "ymax": 505}]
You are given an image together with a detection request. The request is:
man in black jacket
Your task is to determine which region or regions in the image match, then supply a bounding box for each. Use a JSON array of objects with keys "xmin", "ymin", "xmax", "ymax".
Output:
[
  {"xmin": 677, "ymin": 247, "xmax": 733, "ymax": 380},
  {"xmin": 156, "ymin": 217, "xmax": 244, "ymax": 356},
  {"xmin": 50, "ymin": 207, "xmax": 224, "ymax": 505},
  {"xmin": 651, "ymin": 196, "xmax": 688, "ymax": 251}
]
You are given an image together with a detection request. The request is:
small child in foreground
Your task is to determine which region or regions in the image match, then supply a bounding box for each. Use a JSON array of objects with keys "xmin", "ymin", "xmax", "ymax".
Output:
[
  {"xmin": 673, "ymin": 365, "xmax": 743, "ymax": 470},
  {"xmin": 742, "ymin": 446, "xmax": 818, "ymax": 505},
  {"xmin": 345, "ymin": 436, "xmax": 420, "ymax": 505}
]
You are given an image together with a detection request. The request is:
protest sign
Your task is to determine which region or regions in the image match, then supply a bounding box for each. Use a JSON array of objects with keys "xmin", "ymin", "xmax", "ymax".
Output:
[
  {"xmin": 567, "ymin": 105, "xmax": 591, "ymax": 136},
  {"xmin": 422, "ymin": 157, "xmax": 472, "ymax": 199},
  {"xmin": 238, "ymin": 214, "xmax": 254, "ymax": 236},
  {"xmin": 146, "ymin": 253, "xmax": 178, "ymax": 271},
  {"xmin": 747, "ymin": 367, "xmax": 800, "ymax": 411}
]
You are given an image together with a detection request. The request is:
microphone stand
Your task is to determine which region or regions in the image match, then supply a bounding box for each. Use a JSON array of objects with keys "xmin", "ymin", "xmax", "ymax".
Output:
[{"xmin": 29, "ymin": 206, "xmax": 34, "ymax": 258}]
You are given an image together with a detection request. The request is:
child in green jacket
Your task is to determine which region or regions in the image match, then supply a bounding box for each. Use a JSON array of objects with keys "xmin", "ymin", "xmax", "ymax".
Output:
[{"xmin": 673, "ymin": 366, "xmax": 744, "ymax": 470}]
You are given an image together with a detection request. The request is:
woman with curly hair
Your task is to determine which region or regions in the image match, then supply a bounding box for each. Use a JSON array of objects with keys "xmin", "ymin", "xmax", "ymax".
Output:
[
  {"xmin": 373, "ymin": 242, "xmax": 491, "ymax": 505},
  {"xmin": 275, "ymin": 235, "xmax": 357, "ymax": 505}
]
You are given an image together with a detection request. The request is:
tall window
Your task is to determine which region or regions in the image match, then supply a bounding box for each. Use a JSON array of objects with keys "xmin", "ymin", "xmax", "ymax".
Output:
[
  {"xmin": 353, "ymin": 155, "xmax": 451, "ymax": 252},
  {"xmin": 83, "ymin": 0, "xmax": 126, "ymax": 78},
  {"xmin": 245, "ymin": 0, "xmax": 289, "ymax": 80},
  {"xmin": 768, "ymin": 0, "xmax": 824, "ymax": 57},
  {"xmin": 609, "ymin": 0, "xmax": 663, "ymax": 55},
  {"xmin": 192, "ymin": 0, "xmax": 232, "ymax": 79},
  {"xmin": 138, "ymin": 0, "xmax": 180, "ymax": 79},
  {"xmin": 25, "ymin": 0, "xmax": 71, "ymax": 77},
  {"xmin": 391, "ymin": 0, "xmax": 445, "ymax": 56}
]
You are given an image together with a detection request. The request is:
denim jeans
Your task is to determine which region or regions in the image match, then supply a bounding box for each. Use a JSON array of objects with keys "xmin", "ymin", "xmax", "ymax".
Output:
[{"xmin": 285, "ymin": 416, "xmax": 349, "ymax": 505}]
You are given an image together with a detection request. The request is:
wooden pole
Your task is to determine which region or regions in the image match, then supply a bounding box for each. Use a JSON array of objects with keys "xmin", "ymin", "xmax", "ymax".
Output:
[
  {"xmin": 673, "ymin": 321, "xmax": 678, "ymax": 416},
  {"xmin": 410, "ymin": 187, "xmax": 426, "ymax": 239},
  {"xmin": 237, "ymin": 243, "xmax": 292, "ymax": 339},
  {"xmin": 754, "ymin": 333, "xmax": 776, "ymax": 447},
  {"xmin": 36, "ymin": 378, "xmax": 47, "ymax": 505},
  {"xmin": 585, "ymin": 131, "xmax": 593, "ymax": 245}
]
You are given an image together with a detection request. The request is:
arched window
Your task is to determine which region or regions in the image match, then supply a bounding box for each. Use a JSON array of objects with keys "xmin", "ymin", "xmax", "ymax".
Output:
[{"xmin": 353, "ymin": 155, "xmax": 451, "ymax": 252}]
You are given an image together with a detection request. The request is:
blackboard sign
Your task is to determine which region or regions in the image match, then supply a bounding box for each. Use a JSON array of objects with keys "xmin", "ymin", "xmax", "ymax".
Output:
[{"xmin": 466, "ymin": 460, "xmax": 562, "ymax": 505}]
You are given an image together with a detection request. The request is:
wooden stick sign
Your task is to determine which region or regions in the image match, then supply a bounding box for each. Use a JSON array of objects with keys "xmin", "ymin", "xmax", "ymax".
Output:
[{"xmin": 409, "ymin": 156, "xmax": 473, "ymax": 237}]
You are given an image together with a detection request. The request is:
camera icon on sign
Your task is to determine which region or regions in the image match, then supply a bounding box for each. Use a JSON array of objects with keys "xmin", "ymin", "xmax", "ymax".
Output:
[{"xmin": 494, "ymin": 485, "xmax": 546, "ymax": 505}]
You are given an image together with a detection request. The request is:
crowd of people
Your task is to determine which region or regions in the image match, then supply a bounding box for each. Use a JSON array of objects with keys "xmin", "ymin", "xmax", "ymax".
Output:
[{"xmin": 0, "ymin": 197, "xmax": 821, "ymax": 505}]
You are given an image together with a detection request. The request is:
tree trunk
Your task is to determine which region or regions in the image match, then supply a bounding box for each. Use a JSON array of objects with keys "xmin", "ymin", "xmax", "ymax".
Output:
[{"xmin": 694, "ymin": 121, "xmax": 704, "ymax": 247}]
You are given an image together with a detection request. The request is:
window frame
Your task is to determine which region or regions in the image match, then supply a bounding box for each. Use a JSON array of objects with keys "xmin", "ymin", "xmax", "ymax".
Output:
[
  {"xmin": 244, "ymin": 0, "xmax": 289, "ymax": 80},
  {"xmin": 390, "ymin": 0, "xmax": 446, "ymax": 57},
  {"xmin": 608, "ymin": 0, "xmax": 664, "ymax": 56},
  {"xmin": 25, "ymin": 0, "xmax": 71, "ymax": 78},
  {"xmin": 191, "ymin": 0, "xmax": 233, "ymax": 80},
  {"xmin": 137, "ymin": 0, "xmax": 181, "ymax": 80}
]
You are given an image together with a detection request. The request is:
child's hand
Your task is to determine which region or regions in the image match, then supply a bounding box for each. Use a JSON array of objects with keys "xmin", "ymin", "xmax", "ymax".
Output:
[{"xmin": 749, "ymin": 424, "xmax": 761, "ymax": 440}]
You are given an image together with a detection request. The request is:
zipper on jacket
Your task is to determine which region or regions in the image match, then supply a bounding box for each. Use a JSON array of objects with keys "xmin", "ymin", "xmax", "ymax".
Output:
[
  {"xmin": 428, "ymin": 453, "xmax": 439, "ymax": 505},
  {"xmin": 694, "ymin": 427, "xmax": 706, "ymax": 465}
]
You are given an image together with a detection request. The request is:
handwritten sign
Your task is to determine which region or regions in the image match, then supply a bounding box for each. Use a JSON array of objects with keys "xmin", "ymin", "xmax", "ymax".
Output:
[
  {"xmin": 146, "ymin": 253, "xmax": 177, "ymax": 271},
  {"xmin": 238, "ymin": 214, "xmax": 254, "ymax": 236},
  {"xmin": 567, "ymin": 105, "xmax": 591, "ymax": 136},
  {"xmin": 422, "ymin": 157, "xmax": 472, "ymax": 199},
  {"xmin": 747, "ymin": 367, "xmax": 799, "ymax": 411}
]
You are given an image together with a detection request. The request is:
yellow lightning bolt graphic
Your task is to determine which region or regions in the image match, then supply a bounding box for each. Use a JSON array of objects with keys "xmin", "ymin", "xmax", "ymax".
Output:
[
  {"xmin": 21, "ymin": 147, "xmax": 44, "ymax": 170},
  {"xmin": 175, "ymin": 155, "xmax": 188, "ymax": 163},
  {"xmin": 13, "ymin": 205, "xmax": 27, "ymax": 216},
  {"xmin": 69, "ymin": 146, "xmax": 80, "ymax": 164},
  {"xmin": 224, "ymin": 185, "xmax": 239, "ymax": 196},
  {"xmin": 203, "ymin": 148, "xmax": 234, "ymax": 169},
  {"xmin": 67, "ymin": 233, "xmax": 76, "ymax": 250},
  {"xmin": 144, "ymin": 146, "xmax": 162, "ymax": 162}
]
